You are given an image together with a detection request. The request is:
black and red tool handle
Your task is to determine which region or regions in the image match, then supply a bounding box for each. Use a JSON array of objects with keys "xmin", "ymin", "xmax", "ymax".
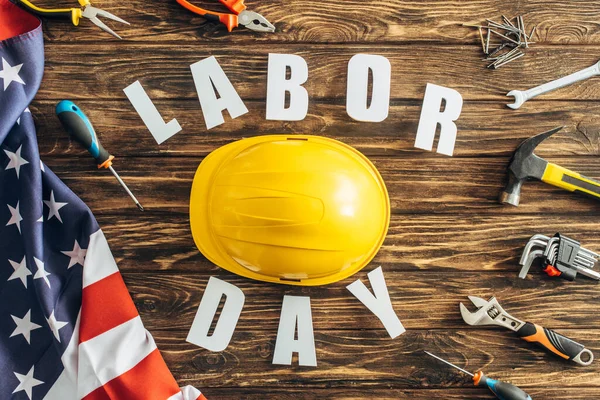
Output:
[{"xmin": 516, "ymin": 322, "xmax": 594, "ymax": 366}]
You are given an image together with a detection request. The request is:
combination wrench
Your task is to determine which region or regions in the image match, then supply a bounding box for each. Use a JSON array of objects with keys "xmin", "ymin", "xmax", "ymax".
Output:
[{"xmin": 506, "ymin": 60, "xmax": 600, "ymax": 109}]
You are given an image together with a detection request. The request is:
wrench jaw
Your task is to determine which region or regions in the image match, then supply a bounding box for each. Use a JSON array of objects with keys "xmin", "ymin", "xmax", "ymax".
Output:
[
  {"xmin": 506, "ymin": 90, "xmax": 525, "ymax": 109},
  {"xmin": 460, "ymin": 296, "xmax": 525, "ymax": 332},
  {"xmin": 460, "ymin": 302, "xmax": 494, "ymax": 326}
]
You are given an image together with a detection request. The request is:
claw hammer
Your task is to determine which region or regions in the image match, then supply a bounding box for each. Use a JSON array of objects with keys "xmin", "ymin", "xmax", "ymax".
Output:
[{"xmin": 500, "ymin": 127, "xmax": 600, "ymax": 206}]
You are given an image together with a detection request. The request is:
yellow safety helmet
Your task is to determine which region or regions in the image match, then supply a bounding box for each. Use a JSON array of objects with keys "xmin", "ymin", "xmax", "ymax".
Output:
[{"xmin": 190, "ymin": 135, "xmax": 390, "ymax": 286}]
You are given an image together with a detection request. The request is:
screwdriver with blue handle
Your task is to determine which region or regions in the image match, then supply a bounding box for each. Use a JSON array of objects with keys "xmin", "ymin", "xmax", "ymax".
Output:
[
  {"xmin": 424, "ymin": 351, "xmax": 532, "ymax": 400},
  {"xmin": 56, "ymin": 100, "xmax": 144, "ymax": 211}
]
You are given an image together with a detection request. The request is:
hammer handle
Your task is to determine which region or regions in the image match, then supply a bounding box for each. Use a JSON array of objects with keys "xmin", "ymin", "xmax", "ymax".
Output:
[{"xmin": 542, "ymin": 163, "xmax": 600, "ymax": 200}]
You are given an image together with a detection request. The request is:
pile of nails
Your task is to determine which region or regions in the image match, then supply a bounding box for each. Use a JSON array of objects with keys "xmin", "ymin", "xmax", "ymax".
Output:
[{"xmin": 464, "ymin": 15, "xmax": 537, "ymax": 69}]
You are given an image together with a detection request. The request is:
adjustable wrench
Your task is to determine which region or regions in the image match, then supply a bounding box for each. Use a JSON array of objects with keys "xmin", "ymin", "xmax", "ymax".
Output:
[
  {"xmin": 460, "ymin": 296, "xmax": 594, "ymax": 366},
  {"xmin": 506, "ymin": 60, "xmax": 600, "ymax": 109}
]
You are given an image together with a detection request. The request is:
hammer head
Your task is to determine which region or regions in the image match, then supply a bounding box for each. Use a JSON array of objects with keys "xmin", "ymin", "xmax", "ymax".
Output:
[{"xmin": 499, "ymin": 127, "xmax": 564, "ymax": 206}]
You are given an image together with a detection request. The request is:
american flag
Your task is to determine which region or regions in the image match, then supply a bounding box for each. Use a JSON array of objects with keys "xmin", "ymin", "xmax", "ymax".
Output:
[{"xmin": 0, "ymin": 3, "xmax": 205, "ymax": 399}]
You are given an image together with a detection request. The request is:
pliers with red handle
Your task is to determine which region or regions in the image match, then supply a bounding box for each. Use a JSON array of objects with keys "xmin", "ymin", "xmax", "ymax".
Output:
[{"xmin": 177, "ymin": 0, "xmax": 275, "ymax": 33}]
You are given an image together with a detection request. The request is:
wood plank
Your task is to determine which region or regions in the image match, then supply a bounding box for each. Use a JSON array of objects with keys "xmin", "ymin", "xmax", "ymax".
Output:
[
  {"xmin": 126, "ymin": 270, "xmax": 600, "ymax": 331},
  {"xmin": 151, "ymin": 329, "xmax": 600, "ymax": 388},
  {"xmin": 32, "ymin": 99, "xmax": 600, "ymax": 157},
  {"xmin": 44, "ymin": 155, "xmax": 600, "ymax": 214},
  {"xmin": 38, "ymin": 44, "xmax": 600, "ymax": 101},
  {"xmin": 20, "ymin": 0, "xmax": 600, "ymax": 396},
  {"xmin": 187, "ymin": 387, "xmax": 600, "ymax": 400},
  {"xmin": 32, "ymin": 0, "xmax": 600, "ymax": 44},
  {"xmin": 85, "ymin": 212, "xmax": 600, "ymax": 274}
]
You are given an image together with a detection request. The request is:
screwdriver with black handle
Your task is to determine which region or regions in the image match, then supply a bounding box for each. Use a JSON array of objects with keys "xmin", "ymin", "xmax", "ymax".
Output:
[
  {"xmin": 56, "ymin": 100, "xmax": 144, "ymax": 211},
  {"xmin": 424, "ymin": 351, "xmax": 532, "ymax": 400}
]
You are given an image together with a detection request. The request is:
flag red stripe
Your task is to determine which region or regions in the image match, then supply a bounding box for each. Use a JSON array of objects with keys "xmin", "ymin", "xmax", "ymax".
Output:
[
  {"xmin": 0, "ymin": 0, "xmax": 40, "ymax": 41},
  {"xmin": 79, "ymin": 271, "xmax": 139, "ymax": 343},
  {"xmin": 82, "ymin": 348, "xmax": 182, "ymax": 400}
]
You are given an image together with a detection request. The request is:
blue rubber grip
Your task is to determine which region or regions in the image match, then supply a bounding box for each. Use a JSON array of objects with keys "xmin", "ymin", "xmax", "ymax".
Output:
[
  {"xmin": 56, "ymin": 100, "xmax": 111, "ymax": 165},
  {"xmin": 485, "ymin": 378, "xmax": 532, "ymax": 400}
]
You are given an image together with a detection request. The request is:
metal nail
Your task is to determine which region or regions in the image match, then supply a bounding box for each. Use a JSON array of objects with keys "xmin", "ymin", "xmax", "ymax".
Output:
[
  {"xmin": 520, "ymin": 16, "xmax": 528, "ymax": 47},
  {"xmin": 478, "ymin": 27, "xmax": 486, "ymax": 52},
  {"xmin": 494, "ymin": 52, "xmax": 524, "ymax": 68},
  {"xmin": 502, "ymin": 15, "xmax": 517, "ymax": 28},
  {"xmin": 520, "ymin": 16, "xmax": 525, "ymax": 31},
  {"xmin": 486, "ymin": 18, "xmax": 504, "ymax": 27},
  {"xmin": 487, "ymin": 20, "xmax": 520, "ymax": 33},
  {"xmin": 463, "ymin": 23, "xmax": 497, "ymax": 30},
  {"xmin": 490, "ymin": 29, "xmax": 520, "ymax": 45},
  {"xmin": 489, "ymin": 47, "xmax": 520, "ymax": 66},
  {"xmin": 488, "ymin": 53, "xmax": 510, "ymax": 67},
  {"xmin": 513, "ymin": 16, "xmax": 520, "ymax": 29},
  {"xmin": 485, "ymin": 28, "xmax": 491, "ymax": 53},
  {"xmin": 489, "ymin": 42, "xmax": 508, "ymax": 55},
  {"xmin": 462, "ymin": 23, "xmax": 485, "ymax": 28}
]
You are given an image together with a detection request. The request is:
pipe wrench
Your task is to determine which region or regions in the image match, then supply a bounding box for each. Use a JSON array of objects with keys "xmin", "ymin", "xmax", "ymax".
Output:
[{"xmin": 460, "ymin": 296, "xmax": 594, "ymax": 366}]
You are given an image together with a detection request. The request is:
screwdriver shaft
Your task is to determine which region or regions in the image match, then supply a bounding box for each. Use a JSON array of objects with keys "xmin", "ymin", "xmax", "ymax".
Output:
[
  {"xmin": 108, "ymin": 166, "xmax": 144, "ymax": 211},
  {"xmin": 424, "ymin": 351, "xmax": 474, "ymax": 376}
]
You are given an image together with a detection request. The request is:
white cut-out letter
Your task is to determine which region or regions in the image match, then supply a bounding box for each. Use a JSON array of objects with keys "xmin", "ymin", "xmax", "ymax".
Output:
[
  {"xmin": 186, "ymin": 276, "xmax": 245, "ymax": 352},
  {"xmin": 190, "ymin": 56, "xmax": 248, "ymax": 130},
  {"xmin": 414, "ymin": 83, "xmax": 463, "ymax": 156},
  {"xmin": 123, "ymin": 80, "xmax": 182, "ymax": 144},
  {"xmin": 266, "ymin": 53, "xmax": 309, "ymax": 121},
  {"xmin": 346, "ymin": 266, "xmax": 405, "ymax": 339},
  {"xmin": 272, "ymin": 296, "xmax": 317, "ymax": 367},
  {"xmin": 346, "ymin": 54, "xmax": 391, "ymax": 122}
]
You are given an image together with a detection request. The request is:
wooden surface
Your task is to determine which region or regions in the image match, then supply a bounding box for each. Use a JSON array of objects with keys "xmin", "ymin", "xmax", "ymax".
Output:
[{"xmin": 32, "ymin": 1, "xmax": 600, "ymax": 398}]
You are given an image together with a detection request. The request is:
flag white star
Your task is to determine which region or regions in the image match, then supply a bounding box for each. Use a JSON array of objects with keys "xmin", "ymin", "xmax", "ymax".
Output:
[
  {"xmin": 8, "ymin": 256, "xmax": 31, "ymax": 288},
  {"xmin": 40, "ymin": 159, "xmax": 45, "ymax": 172},
  {"xmin": 17, "ymin": 107, "xmax": 31, "ymax": 125},
  {"xmin": 10, "ymin": 310, "xmax": 42, "ymax": 344},
  {"xmin": 4, "ymin": 145, "xmax": 29, "ymax": 178},
  {"xmin": 62, "ymin": 240, "xmax": 87, "ymax": 269},
  {"xmin": 33, "ymin": 257, "xmax": 51, "ymax": 288},
  {"xmin": 0, "ymin": 57, "xmax": 25, "ymax": 91},
  {"xmin": 12, "ymin": 366, "xmax": 44, "ymax": 400},
  {"xmin": 46, "ymin": 310, "xmax": 68, "ymax": 342},
  {"xmin": 7, "ymin": 201, "xmax": 23, "ymax": 233},
  {"xmin": 44, "ymin": 190, "xmax": 68, "ymax": 223}
]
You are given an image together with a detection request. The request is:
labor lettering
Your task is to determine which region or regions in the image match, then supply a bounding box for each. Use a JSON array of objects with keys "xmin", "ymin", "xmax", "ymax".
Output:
[{"xmin": 124, "ymin": 54, "xmax": 462, "ymax": 155}]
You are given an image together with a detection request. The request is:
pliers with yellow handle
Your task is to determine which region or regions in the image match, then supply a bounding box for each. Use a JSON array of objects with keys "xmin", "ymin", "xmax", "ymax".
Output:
[
  {"xmin": 11, "ymin": 0, "xmax": 129, "ymax": 39},
  {"xmin": 177, "ymin": 0, "xmax": 275, "ymax": 33}
]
